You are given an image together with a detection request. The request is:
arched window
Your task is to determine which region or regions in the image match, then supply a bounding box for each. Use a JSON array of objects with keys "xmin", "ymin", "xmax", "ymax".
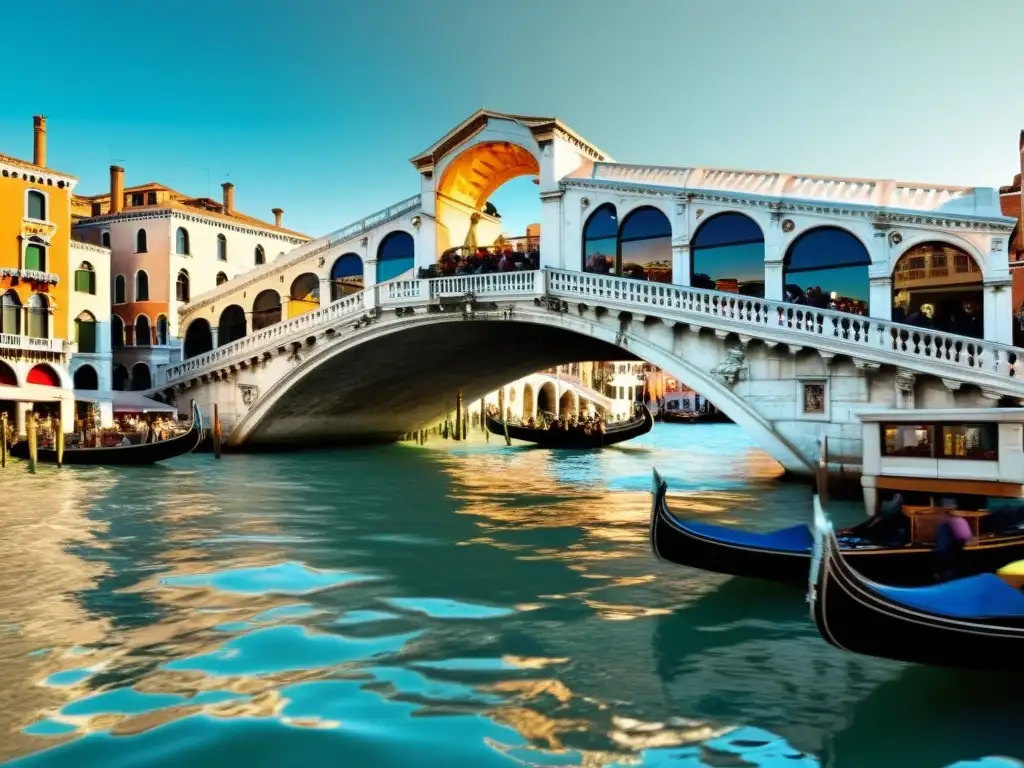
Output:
[
  {"xmin": 254, "ymin": 245, "xmax": 265, "ymax": 266},
  {"xmin": 110, "ymin": 315, "xmax": 125, "ymax": 349},
  {"xmin": 783, "ymin": 226, "xmax": 871, "ymax": 316},
  {"xmin": 183, "ymin": 319, "xmax": 213, "ymax": 358},
  {"xmin": 1, "ymin": 290, "xmax": 22, "ymax": 334},
  {"xmin": 618, "ymin": 206, "xmax": 672, "ymax": 283},
  {"xmin": 75, "ymin": 311, "xmax": 97, "ymax": 353},
  {"xmin": 176, "ymin": 227, "xmax": 190, "ymax": 255},
  {"xmin": 26, "ymin": 294, "xmax": 49, "ymax": 339},
  {"xmin": 376, "ymin": 231, "xmax": 414, "ymax": 282},
  {"xmin": 101, "ymin": 231, "xmax": 110, "ymax": 248},
  {"xmin": 75, "ymin": 261, "xmax": 96, "ymax": 294},
  {"xmin": 136, "ymin": 228, "xmax": 148, "ymax": 253},
  {"xmin": 176, "ymin": 269, "xmax": 190, "ymax": 302},
  {"xmin": 73, "ymin": 364, "xmax": 99, "ymax": 391},
  {"xmin": 289, "ymin": 273, "xmax": 319, "ymax": 317},
  {"xmin": 217, "ymin": 234, "xmax": 227, "ymax": 261},
  {"xmin": 112, "ymin": 364, "xmax": 129, "ymax": 392},
  {"xmin": 216, "ymin": 271, "xmax": 228, "ymax": 286},
  {"xmin": 252, "ymin": 290, "xmax": 281, "ymax": 331},
  {"xmin": 218, "ymin": 304, "xmax": 247, "ymax": 346},
  {"xmin": 136, "ymin": 270, "xmax": 149, "ymax": 301},
  {"xmin": 0, "ymin": 360, "xmax": 15, "ymax": 386},
  {"xmin": 330, "ymin": 253, "xmax": 363, "ymax": 301},
  {"xmin": 892, "ymin": 241, "xmax": 983, "ymax": 338},
  {"xmin": 131, "ymin": 363, "xmax": 152, "ymax": 391},
  {"xmin": 23, "ymin": 239, "xmax": 46, "ymax": 271},
  {"xmin": 691, "ymin": 212, "xmax": 765, "ymax": 296},
  {"xmin": 26, "ymin": 190, "xmax": 45, "ymax": 220},
  {"xmin": 114, "ymin": 274, "xmax": 126, "ymax": 304},
  {"xmin": 134, "ymin": 314, "xmax": 151, "ymax": 346},
  {"xmin": 156, "ymin": 315, "xmax": 169, "ymax": 345},
  {"xmin": 582, "ymin": 204, "xmax": 617, "ymax": 274}
]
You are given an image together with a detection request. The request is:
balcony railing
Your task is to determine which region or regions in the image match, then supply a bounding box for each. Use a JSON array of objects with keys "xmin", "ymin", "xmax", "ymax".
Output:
[{"xmin": 0, "ymin": 334, "xmax": 65, "ymax": 354}]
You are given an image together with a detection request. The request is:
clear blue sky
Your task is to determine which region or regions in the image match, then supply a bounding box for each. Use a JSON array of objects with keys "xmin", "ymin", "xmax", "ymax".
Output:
[{"xmin": 1, "ymin": 0, "xmax": 1022, "ymax": 240}]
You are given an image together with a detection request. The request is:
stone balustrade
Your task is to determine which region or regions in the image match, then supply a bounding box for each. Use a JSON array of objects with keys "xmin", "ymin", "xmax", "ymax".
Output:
[{"xmin": 0, "ymin": 333, "xmax": 65, "ymax": 355}]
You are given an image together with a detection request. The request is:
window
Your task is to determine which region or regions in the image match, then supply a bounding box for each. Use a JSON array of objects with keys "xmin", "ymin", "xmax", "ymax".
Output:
[
  {"xmin": 783, "ymin": 227, "xmax": 870, "ymax": 316},
  {"xmin": 940, "ymin": 424, "xmax": 998, "ymax": 461},
  {"xmin": 254, "ymin": 245, "xmax": 265, "ymax": 265},
  {"xmin": 75, "ymin": 311, "xmax": 97, "ymax": 353},
  {"xmin": 176, "ymin": 227, "xmax": 190, "ymax": 255},
  {"xmin": 176, "ymin": 269, "xmax": 190, "ymax": 302},
  {"xmin": 582, "ymin": 204, "xmax": 617, "ymax": 274},
  {"xmin": 131, "ymin": 192, "xmax": 144, "ymax": 207},
  {"xmin": 75, "ymin": 262, "xmax": 96, "ymax": 294},
  {"xmin": 136, "ymin": 270, "xmax": 149, "ymax": 301},
  {"xmin": 24, "ymin": 242, "xmax": 46, "ymax": 271},
  {"xmin": 1, "ymin": 291, "xmax": 21, "ymax": 334},
  {"xmin": 376, "ymin": 232, "xmax": 414, "ymax": 282},
  {"xmin": 146, "ymin": 191, "xmax": 157, "ymax": 205},
  {"xmin": 134, "ymin": 315, "xmax": 151, "ymax": 346},
  {"xmin": 216, "ymin": 271, "xmax": 228, "ymax": 286},
  {"xmin": 618, "ymin": 206, "xmax": 672, "ymax": 283},
  {"xmin": 881, "ymin": 424, "xmax": 933, "ymax": 457},
  {"xmin": 691, "ymin": 212, "xmax": 765, "ymax": 296},
  {"xmin": 111, "ymin": 315, "xmax": 124, "ymax": 349},
  {"xmin": 114, "ymin": 274, "xmax": 126, "ymax": 304},
  {"xmin": 26, "ymin": 190, "xmax": 46, "ymax": 220},
  {"xmin": 26, "ymin": 294, "xmax": 49, "ymax": 339},
  {"xmin": 91, "ymin": 202, "xmax": 102, "ymax": 217},
  {"xmin": 156, "ymin": 315, "xmax": 169, "ymax": 345},
  {"xmin": 892, "ymin": 242, "xmax": 983, "ymax": 338},
  {"xmin": 217, "ymin": 234, "xmax": 227, "ymax": 261},
  {"xmin": 330, "ymin": 253, "xmax": 363, "ymax": 300},
  {"xmin": 101, "ymin": 231, "xmax": 110, "ymax": 248},
  {"xmin": 136, "ymin": 228, "xmax": 148, "ymax": 253}
]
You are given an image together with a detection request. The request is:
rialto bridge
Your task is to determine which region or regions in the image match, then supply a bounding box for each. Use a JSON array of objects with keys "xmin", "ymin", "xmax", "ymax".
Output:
[{"xmin": 154, "ymin": 110, "xmax": 1023, "ymax": 479}]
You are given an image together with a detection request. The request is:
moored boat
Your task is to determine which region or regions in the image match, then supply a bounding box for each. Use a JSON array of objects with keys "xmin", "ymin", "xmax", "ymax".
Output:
[
  {"xmin": 808, "ymin": 498, "xmax": 1024, "ymax": 669},
  {"xmin": 486, "ymin": 404, "xmax": 653, "ymax": 448},
  {"xmin": 9, "ymin": 400, "xmax": 204, "ymax": 466}
]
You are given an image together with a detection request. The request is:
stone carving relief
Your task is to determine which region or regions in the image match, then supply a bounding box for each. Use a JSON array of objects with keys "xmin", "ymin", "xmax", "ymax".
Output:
[
  {"xmin": 709, "ymin": 346, "xmax": 747, "ymax": 386},
  {"xmin": 239, "ymin": 384, "xmax": 259, "ymax": 408},
  {"xmin": 802, "ymin": 382, "xmax": 826, "ymax": 414}
]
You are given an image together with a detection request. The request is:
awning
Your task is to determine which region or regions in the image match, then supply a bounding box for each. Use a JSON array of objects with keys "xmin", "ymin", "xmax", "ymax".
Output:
[
  {"xmin": 110, "ymin": 391, "xmax": 178, "ymax": 414},
  {"xmin": 0, "ymin": 383, "xmax": 73, "ymax": 403}
]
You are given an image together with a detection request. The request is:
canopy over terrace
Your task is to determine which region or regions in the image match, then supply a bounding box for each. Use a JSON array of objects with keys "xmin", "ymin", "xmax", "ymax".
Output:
[{"xmin": 73, "ymin": 390, "xmax": 176, "ymax": 415}]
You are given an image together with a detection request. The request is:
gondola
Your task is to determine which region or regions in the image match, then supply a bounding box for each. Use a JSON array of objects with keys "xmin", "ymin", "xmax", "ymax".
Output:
[
  {"xmin": 486, "ymin": 405, "xmax": 653, "ymax": 448},
  {"xmin": 649, "ymin": 470, "xmax": 1024, "ymax": 587},
  {"xmin": 9, "ymin": 400, "xmax": 204, "ymax": 466},
  {"xmin": 808, "ymin": 498, "xmax": 1024, "ymax": 669},
  {"xmin": 660, "ymin": 410, "xmax": 699, "ymax": 424}
]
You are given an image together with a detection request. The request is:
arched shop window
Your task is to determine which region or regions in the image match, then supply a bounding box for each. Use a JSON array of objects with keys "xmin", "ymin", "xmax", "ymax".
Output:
[
  {"xmin": 783, "ymin": 227, "xmax": 870, "ymax": 316},
  {"xmin": 892, "ymin": 242, "xmax": 983, "ymax": 338}
]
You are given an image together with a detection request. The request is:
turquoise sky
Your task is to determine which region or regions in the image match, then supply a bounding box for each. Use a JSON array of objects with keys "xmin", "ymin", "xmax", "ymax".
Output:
[{"xmin": 1, "ymin": 0, "xmax": 1021, "ymax": 239}]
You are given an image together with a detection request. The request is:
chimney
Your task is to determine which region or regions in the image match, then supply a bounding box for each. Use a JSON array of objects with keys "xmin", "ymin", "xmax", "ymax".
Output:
[
  {"xmin": 222, "ymin": 182, "xmax": 235, "ymax": 214},
  {"xmin": 32, "ymin": 115, "xmax": 46, "ymax": 167},
  {"xmin": 109, "ymin": 165, "xmax": 124, "ymax": 215},
  {"xmin": 272, "ymin": 207, "xmax": 283, "ymax": 228}
]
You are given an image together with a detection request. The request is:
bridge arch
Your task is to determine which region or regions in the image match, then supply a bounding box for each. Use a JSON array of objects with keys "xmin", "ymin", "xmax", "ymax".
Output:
[
  {"xmin": 437, "ymin": 140, "xmax": 541, "ymax": 211},
  {"xmin": 537, "ymin": 380, "xmax": 556, "ymax": 416},
  {"xmin": 183, "ymin": 318, "xmax": 213, "ymax": 359},
  {"xmin": 218, "ymin": 304, "xmax": 246, "ymax": 346},
  {"xmin": 377, "ymin": 232, "xmax": 414, "ymax": 283},
  {"xmin": 890, "ymin": 240, "xmax": 983, "ymax": 337},
  {"xmin": 782, "ymin": 225, "xmax": 871, "ymax": 315},
  {"xmin": 691, "ymin": 211, "xmax": 766, "ymax": 296},
  {"xmin": 618, "ymin": 205, "xmax": 673, "ymax": 283},
  {"xmin": 252, "ymin": 290, "xmax": 282, "ymax": 331},
  {"xmin": 582, "ymin": 203, "xmax": 618, "ymax": 274},
  {"xmin": 226, "ymin": 311, "xmax": 809, "ymax": 475},
  {"xmin": 330, "ymin": 253, "xmax": 363, "ymax": 301},
  {"xmin": 289, "ymin": 273, "xmax": 320, "ymax": 317},
  {"xmin": 522, "ymin": 382, "xmax": 535, "ymax": 420},
  {"xmin": 558, "ymin": 389, "xmax": 579, "ymax": 416}
]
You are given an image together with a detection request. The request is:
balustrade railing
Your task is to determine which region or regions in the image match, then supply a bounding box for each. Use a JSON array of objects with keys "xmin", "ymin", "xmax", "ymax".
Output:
[
  {"xmin": 0, "ymin": 333, "xmax": 65, "ymax": 354},
  {"xmin": 545, "ymin": 270, "xmax": 1021, "ymax": 381}
]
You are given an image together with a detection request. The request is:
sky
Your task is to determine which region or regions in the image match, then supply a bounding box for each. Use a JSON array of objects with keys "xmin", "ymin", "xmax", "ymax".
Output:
[{"xmin": 1, "ymin": 0, "xmax": 1022, "ymax": 240}]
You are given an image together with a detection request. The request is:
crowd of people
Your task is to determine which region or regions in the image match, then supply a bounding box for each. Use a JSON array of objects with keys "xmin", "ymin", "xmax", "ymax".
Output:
[{"xmin": 420, "ymin": 246, "xmax": 540, "ymax": 279}]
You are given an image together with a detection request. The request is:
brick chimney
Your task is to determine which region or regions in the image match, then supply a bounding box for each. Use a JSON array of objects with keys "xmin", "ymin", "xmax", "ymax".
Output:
[
  {"xmin": 272, "ymin": 207, "xmax": 283, "ymax": 227},
  {"xmin": 32, "ymin": 115, "xmax": 46, "ymax": 167},
  {"xmin": 222, "ymin": 182, "xmax": 235, "ymax": 214},
  {"xmin": 109, "ymin": 165, "xmax": 124, "ymax": 214}
]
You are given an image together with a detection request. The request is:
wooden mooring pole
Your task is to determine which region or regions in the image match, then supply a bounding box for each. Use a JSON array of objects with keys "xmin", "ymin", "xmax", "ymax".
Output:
[
  {"xmin": 55, "ymin": 417, "xmax": 65, "ymax": 469},
  {"xmin": 1, "ymin": 412, "xmax": 7, "ymax": 469},
  {"xmin": 213, "ymin": 404, "xmax": 222, "ymax": 459},
  {"xmin": 26, "ymin": 411, "xmax": 37, "ymax": 474},
  {"xmin": 455, "ymin": 392, "xmax": 463, "ymax": 441}
]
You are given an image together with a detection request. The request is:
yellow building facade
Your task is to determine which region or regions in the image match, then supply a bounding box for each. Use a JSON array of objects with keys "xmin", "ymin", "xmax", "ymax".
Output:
[{"xmin": 0, "ymin": 116, "xmax": 79, "ymax": 432}]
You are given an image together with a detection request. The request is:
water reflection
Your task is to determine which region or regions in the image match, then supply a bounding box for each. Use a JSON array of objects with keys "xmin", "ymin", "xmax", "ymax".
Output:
[{"xmin": 0, "ymin": 425, "xmax": 1016, "ymax": 766}]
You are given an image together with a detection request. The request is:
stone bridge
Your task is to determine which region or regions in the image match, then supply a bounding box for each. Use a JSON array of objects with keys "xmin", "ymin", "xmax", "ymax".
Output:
[{"xmin": 157, "ymin": 268, "xmax": 1024, "ymax": 479}]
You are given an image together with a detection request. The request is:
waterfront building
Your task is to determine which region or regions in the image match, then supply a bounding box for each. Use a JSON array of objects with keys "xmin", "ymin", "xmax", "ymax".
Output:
[
  {"xmin": 0, "ymin": 116, "xmax": 105, "ymax": 433},
  {"xmin": 999, "ymin": 133, "xmax": 1024, "ymax": 345},
  {"xmin": 71, "ymin": 171, "xmax": 310, "ymax": 391}
]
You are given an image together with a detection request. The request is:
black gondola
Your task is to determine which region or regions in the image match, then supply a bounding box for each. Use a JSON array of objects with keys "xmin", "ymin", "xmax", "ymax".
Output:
[
  {"xmin": 649, "ymin": 470, "xmax": 1024, "ymax": 587},
  {"xmin": 808, "ymin": 499, "xmax": 1024, "ymax": 669},
  {"xmin": 9, "ymin": 400, "xmax": 204, "ymax": 466},
  {"xmin": 485, "ymin": 405, "xmax": 653, "ymax": 448}
]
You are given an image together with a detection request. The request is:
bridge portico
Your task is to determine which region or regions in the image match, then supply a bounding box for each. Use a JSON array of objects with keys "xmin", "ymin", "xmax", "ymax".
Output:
[{"xmin": 160, "ymin": 108, "xmax": 1024, "ymax": 479}]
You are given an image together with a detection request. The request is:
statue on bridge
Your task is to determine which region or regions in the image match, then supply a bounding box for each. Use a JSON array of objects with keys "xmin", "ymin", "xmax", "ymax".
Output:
[{"xmin": 709, "ymin": 346, "xmax": 747, "ymax": 387}]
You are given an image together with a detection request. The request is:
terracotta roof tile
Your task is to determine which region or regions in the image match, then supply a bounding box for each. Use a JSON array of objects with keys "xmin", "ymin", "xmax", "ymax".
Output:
[{"xmin": 0, "ymin": 151, "xmax": 77, "ymax": 179}]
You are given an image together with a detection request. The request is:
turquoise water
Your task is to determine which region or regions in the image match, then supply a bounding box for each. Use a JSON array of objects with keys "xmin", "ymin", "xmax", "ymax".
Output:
[{"xmin": 0, "ymin": 424, "xmax": 1021, "ymax": 767}]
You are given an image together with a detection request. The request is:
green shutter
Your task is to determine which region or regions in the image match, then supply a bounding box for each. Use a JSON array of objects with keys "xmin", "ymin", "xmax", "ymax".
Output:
[
  {"xmin": 24, "ymin": 244, "xmax": 44, "ymax": 271},
  {"xmin": 75, "ymin": 270, "xmax": 95, "ymax": 293},
  {"xmin": 77, "ymin": 320, "xmax": 97, "ymax": 353}
]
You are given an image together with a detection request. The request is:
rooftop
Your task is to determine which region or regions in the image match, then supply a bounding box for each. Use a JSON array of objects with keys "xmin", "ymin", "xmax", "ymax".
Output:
[{"xmin": 0, "ymin": 151, "xmax": 77, "ymax": 182}]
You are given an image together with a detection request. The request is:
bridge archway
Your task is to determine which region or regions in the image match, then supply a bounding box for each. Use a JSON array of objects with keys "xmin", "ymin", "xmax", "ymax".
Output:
[
  {"xmin": 252, "ymin": 290, "xmax": 282, "ymax": 331},
  {"xmin": 289, "ymin": 273, "xmax": 320, "ymax": 318},
  {"xmin": 558, "ymin": 389, "xmax": 578, "ymax": 416},
  {"xmin": 891, "ymin": 241, "xmax": 983, "ymax": 338},
  {"xmin": 522, "ymin": 382, "xmax": 534, "ymax": 420},
  {"xmin": 330, "ymin": 253, "xmax": 363, "ymax": 301},
  {"xmin": 691, "ymin": 212, "xmax": 765, "ymax": 296},
  {"xmin": 184, "ymin": 318, "xmax": 213, "ymax": 359},
  {"xmin": 377, "ymin": 232, "xmax": 415, "ymax": 283},
  {"xmin": 783, "ymin": 226, "xmax": 871, "ymax": 316},
  {"xmin": 619, "ymin": 206, "xmax": 672, "ymax": 283},
  {"xmin": 218, "ymin": 305, "xmax": 246, "ymax": 346},
  {"xmin": 537, "ymin": 381, "xmax": 556, "ymax": 416}
]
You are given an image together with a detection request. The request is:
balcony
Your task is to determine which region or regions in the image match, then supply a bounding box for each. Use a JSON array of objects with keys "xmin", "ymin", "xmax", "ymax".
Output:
[{"xmin": 0, "ymin": 334, "xmax": 65, "ymax": 355}]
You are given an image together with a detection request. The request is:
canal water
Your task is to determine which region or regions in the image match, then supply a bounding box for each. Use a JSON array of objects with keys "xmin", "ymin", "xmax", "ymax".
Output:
[{"xmin": 0, "ymin": 424, "xmax": 1021, "ymax": 767}]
